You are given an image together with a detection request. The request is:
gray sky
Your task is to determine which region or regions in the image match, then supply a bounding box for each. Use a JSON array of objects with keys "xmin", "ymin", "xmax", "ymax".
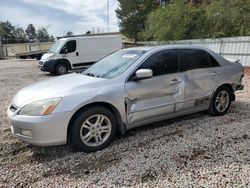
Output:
[{"xmin": 0, "ymin": 0, "xmax": 119, "ymax": 36}]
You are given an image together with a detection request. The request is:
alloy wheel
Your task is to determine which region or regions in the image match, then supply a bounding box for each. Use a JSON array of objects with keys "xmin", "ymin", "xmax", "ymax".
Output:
[
  {"xmin": 215, "ymin": 90, "xmax": 230, "ymax": 113},
  {"xmin": 80, "ymin": 114, "xmax": 112, "ymax": 147}
]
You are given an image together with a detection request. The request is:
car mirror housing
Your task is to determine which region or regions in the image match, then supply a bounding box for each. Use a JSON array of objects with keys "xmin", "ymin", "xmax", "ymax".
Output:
[{"xmin": 135, "ymin": 69, "xmax": 153, "ymax": 80}]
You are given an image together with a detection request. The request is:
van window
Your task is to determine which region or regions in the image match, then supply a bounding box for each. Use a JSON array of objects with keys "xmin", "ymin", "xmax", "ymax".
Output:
[
  {"xmin": 49, "ymin": 40, "xmax": 64, "ymax": 53},
  {"xmin": 180, "ymin": 49, "xmax": 210, "ymax": 71},
  {"xmin": 60, "ymin": 40, "xmax": 76, "ymax": 54},
  {"xmin": 138, "ymin": 50, "xmax": 179, "ymax": 76}
]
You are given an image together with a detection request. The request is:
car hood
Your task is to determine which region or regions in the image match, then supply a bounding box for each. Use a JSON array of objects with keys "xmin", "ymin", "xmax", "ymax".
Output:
[{"xmin": 12, "ymin": 73, "xmax": 106, "ymax": 107}]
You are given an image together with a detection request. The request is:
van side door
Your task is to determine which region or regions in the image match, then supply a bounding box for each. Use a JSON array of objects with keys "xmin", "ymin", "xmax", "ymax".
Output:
[{"xmin": 125, "ymin": 50, "xmax": 185, "ymax": 125}]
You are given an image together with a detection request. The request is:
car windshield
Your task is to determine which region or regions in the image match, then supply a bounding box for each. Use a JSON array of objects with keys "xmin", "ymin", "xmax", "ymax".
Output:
[
  {"xmin": 48, "ymin": 40, "xmax": 64, "ymax": 53},
  {"xmin": 82, "ymin": 49, "xmax": 147, "ymax": 79}
]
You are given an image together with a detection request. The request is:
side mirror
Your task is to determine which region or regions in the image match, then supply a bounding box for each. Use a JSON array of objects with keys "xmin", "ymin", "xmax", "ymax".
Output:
[{"xmin": 135, "ymin": 69, "xmax": 153, "ymax": 80}]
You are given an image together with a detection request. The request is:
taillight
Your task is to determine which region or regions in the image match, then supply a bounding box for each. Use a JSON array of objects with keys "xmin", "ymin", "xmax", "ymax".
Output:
[{"xmin": 242, "ymin": 67, "xmax": 245, "ymax": 77}]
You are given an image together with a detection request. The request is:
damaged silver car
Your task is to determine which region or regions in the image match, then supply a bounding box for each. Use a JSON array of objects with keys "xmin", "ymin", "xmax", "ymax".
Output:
[{"xmin": 7, "ymin": 45, "xmax": 244, "ymax": 152}]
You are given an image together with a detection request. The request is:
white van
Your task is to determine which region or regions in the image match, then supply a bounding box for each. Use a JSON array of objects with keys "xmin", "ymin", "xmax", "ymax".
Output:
[{"xmin": 39, "ymin": 35, "xmax": 122, "ymax": 75}]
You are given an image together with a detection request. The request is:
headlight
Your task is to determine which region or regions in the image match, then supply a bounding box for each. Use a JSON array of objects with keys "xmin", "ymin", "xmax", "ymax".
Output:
[{"xmin": 19, "ymin": 98, "xmax": 62, "ymax": 116}]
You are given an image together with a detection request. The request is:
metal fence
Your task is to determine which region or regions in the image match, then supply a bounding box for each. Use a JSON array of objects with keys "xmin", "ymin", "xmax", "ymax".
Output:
[{"xmin": 138, "ymin": 36, "xmax": 250, "ymax": 67}]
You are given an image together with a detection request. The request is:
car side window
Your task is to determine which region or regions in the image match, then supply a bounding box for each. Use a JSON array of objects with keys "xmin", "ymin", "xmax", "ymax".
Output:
[
  {"xmin": 60, "ymin": 40, "xmax": 76, "ymax": 54},
  {"xmin": 209, "ymin": 54, "xmax": 221, "ymax": 67},
  {"xmin": 138, "ymin": 50, "xmax": 179, "ymax": 76},
  {"xmin": 180, "ymin": 49, "xmax": 210, "ymax": 71}
]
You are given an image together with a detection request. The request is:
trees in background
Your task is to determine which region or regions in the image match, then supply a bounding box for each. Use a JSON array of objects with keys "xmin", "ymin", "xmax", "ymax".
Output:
[
  {"xmin": 0, "ymin": 21, "xmax": 15, "ymax": 43},
  {"xmin": 66, "ymin": 31, "xmax": 74, "ymax": 36},
  {"xmin": 117, "ymin": 0, "xmax": 250, "ymax": 41},
  {"xmin": 116, "ymin": 0, "xmax": 158, "ymax": 41},
  {"xmin": 0, "ymin": 21, "xmax": 55, "ymax": 44},
  {"xmin": 25, "ymin": 24, "xmax": 37, "ymax": 40}
]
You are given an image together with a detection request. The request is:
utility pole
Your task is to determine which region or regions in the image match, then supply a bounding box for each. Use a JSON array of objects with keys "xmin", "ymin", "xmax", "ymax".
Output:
[{"xmin": 107, "ymin": 0, "xmax": 110, "ymax": 32}]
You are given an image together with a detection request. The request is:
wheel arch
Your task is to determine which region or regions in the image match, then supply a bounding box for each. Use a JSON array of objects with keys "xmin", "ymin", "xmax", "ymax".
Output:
[
  {"xmin": 67, "ymin": 102, "xmax": 124, "ymax": 142},
  {"xmin": 214, "ymin": 83, "xmax": 235, "ymax": 101},
  {"xmin": 54, "ymin": 59, "xmax": 72, "ymax": 70}
]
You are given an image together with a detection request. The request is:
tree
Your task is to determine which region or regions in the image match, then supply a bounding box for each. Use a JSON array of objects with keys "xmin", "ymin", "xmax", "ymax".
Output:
[
  {"xmin": 142, "ymin": 1, "xmax": 192, "ymax": 41},
  {"xmin": 0, "ymin": 21, "xmax": 15, "ymax": 43},
  {"xmin": 116, "ymin": 0, "xmax": 158, "ymax": 41},
  {"xmin": 66, "ymin": 31, "xmax": 74, "ymax": 36},
  {"xmin": 13, "ymin": 27, "xmax": 27, "ymax": 42},
  {"xmin": 25, "ymin": 24, "xmax": 36, "ymax": 40},
  {"xmin": 37, "ymin": 28, "xmax": 50, "ymax": 42},
  {"xmin": 49, "ymin": 35, "xmax": 55, "ymax": 42},
  {"xmin": 142, "ymin": 0, "xmax": 250, "ymax": 41},
  {"xmin": 205, "ymin": 0, "xmax": 250, "ymax": 37},
  {"xmin": 0, "ymin": 20, "xmax": 55, "ymax": 43}
]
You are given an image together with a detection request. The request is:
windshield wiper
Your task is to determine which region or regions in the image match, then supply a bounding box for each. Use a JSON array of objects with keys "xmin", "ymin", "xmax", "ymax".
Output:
[{"xmin": 86, "ymin": 72, "xmax": 96, "ymax": 77}]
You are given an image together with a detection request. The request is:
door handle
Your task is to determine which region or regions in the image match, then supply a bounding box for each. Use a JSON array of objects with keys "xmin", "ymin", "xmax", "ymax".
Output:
[
  {"xmin": 170, "ymin": 79, "xmax": 182, "ymax": 84},
  {"xmin": 211, "ymin": 72, "xmax": 221, "ymax": 76},
  {"xmin": 76, "ymin": 52, "xmax": 79, "ymax": 56}
]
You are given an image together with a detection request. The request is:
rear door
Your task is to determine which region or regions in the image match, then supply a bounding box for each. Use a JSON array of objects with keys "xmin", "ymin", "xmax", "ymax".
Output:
[
  {"xmin": 125, "ymin": 50, "xmax": 185, "ymax": 125},
  {"xmin": 180, "ymin": 49, "xmax": 222, "ymax": 110}
]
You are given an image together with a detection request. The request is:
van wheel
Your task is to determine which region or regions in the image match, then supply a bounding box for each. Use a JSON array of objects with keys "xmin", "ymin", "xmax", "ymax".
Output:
[
  {"xmin": 55, "ymin": 63, "xmax": 68, "ymax": 75},
  {"xmin": 208, "ymin": 86, "xmax": 231, "ymax": 116},
  {"xmin": 70, "ymin": 107, "xmax": 117, "ymax": 152}
]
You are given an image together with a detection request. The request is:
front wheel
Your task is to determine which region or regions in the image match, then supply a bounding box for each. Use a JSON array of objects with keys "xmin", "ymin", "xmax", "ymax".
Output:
[
  {"xmin": 69, "ymin": 107, "xmax": 117, "ymax": 152},
  {"xmin": 55, "ymin": 63, "xmax": 68, "ymax": 75},
  {"xmin": 208, "ymin": 86, "xmax": 232, "ymax": 116}
]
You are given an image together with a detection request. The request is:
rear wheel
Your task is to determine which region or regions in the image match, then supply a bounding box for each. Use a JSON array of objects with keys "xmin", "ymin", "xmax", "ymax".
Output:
[
  {"xmin": 19, "ymin": 56, "xmax": 27, "ymax": 59},
  {"xmin": 70, "ymin": 107, "xmax": 117, "ymax": 152},
  {"xmin": 55, "ymin": 63, "xmax": 68, "ymax": 75},
  {"xmin": 208, "ymin": 86, "xmax": 232, "ymax": 116}
]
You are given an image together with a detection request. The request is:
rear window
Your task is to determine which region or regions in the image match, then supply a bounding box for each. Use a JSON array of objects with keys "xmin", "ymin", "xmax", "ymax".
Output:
[
  {"xmin": 180, "ymin": 49, "xmax": 210, "ymax": 71},
  {"xmin": 209, "ymin": 54, "xmax": 221, "ymax": 67}
]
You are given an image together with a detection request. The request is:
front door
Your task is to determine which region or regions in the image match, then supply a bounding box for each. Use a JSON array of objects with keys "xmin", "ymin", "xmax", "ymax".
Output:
[
  {"xmin": 125, "ymin": 50, "xmax": 185, "ymax": 125},
  {"xmin": 60, "ymin": 39, "xmax": 80, "ymax": 68}
]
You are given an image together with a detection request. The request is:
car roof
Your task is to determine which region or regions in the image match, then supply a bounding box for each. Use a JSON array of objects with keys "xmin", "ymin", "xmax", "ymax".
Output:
[
  {"xmin": 126, "ymin": 44, "xmax": 230, "ymax": 66},
  {"xmin": 127, "ymin": 44, "xmax": 208, "ymax": 51}
]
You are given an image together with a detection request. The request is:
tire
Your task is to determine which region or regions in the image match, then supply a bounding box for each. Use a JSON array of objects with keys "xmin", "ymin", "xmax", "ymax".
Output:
[
  {"xmin": 55, "ymin": 63, "xmax": 68, "ymax": 75},
  {"xmin": 69, "ymin": 107, "xmax": 117, "ymax": 152},
  {"xmin": 208, "ymin": 86, "xmax": 232, "ymax": 116},
  {"xmin": 35, "ymin": 55, "xmax": 42, "ymax": 60},
  {"xmin": 20, "ymin": 56, "xmax": 27, "ymax": 59}
]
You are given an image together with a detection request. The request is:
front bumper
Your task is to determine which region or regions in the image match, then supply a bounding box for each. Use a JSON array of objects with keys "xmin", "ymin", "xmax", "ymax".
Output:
[
  {"xmin": 7, "ymin": 107, "xmax": 73, "ymax": 146},
  {"xmin": 38, "ymin": 60, "xmax": 55, "ymax": 72}
]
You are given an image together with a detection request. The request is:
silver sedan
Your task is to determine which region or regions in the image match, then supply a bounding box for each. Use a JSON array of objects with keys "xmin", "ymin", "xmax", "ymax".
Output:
[{"xmin": 7, "ymin": 45, "xmax": 244, "ymax": 152}]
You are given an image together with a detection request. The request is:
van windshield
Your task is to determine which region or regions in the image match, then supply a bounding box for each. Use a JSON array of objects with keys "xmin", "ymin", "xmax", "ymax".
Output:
[
  {"xmin": 82, "ymin": 49, "xmax": 147, "ymax": 79},
  {"xmin": 48, "ymin": 40, "xmax": 64, "ymax": 53}
]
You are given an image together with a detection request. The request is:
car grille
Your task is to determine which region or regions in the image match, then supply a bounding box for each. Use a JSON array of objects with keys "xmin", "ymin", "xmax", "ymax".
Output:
[{"xmin": 10, "ymin": 104, "xmax": 18, "ymax": 113}]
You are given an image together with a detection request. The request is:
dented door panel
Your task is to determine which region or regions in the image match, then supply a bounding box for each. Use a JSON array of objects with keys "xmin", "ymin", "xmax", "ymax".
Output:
[
  {"xmin": 183, "ymin": 67, "xmax": 222, "ymax": 109},
  {"xmin": 125, "ymin": 73, "xmax": 185, "ymax": 124}
]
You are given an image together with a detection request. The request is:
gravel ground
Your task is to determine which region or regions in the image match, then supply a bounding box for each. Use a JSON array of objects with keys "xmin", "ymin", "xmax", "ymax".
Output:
[{"xmin": 0, "ymin": 59, "xmax": 249, "ymax": 187}]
